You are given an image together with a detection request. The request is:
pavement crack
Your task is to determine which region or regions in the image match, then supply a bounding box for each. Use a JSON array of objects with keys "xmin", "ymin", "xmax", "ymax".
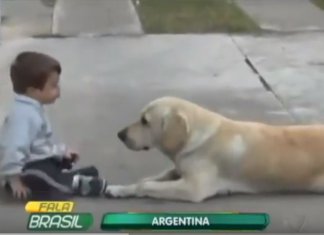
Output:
[
  {"xmin": 244, "ymin": 57, "xmax": 271, "ymax": 91},
  {"xmin": 228, "ymin": 34, "xmax": 299, "ymax": 123}
]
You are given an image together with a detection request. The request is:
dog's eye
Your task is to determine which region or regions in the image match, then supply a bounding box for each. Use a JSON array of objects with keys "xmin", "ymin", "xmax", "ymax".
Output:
[{"xmin": 141, "ymin": 116, "xmax": 148, "ymax": 125}]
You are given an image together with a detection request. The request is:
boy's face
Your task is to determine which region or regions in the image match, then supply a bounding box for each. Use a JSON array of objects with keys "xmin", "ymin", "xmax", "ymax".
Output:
[{"xmin": 27, "ymin": 71, "xmax": 61, "ymax": 104}]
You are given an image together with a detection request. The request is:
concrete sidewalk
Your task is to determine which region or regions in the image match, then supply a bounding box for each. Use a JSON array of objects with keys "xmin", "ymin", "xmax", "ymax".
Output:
[
  {"xmin": 234, "ymin": 32, "xmax": 324, "ymax": 124},
  {"xmin": 52, "ymin": 0, "xmax": 143, "ymax": 36},
  {"xmin": 0, "ymin": 34, "xmax": 324, "ymax": 233},
  {"xmin": 0, "ymin": 0, "xmax": 142, "ymax": 39},
  {"xmin": 1, "ymin": 0, "xmax": 324, "ymax": 40},
  {"xmin": 0, "ymin": 0, "xmax": 53, "ymax": 39},
  {"xmin": 236, "ymin": 0, "xmax": 324, "ymax": 32}
]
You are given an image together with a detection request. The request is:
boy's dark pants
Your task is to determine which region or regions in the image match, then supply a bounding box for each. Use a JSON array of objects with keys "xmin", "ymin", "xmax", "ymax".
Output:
[{"xmin": 5, "ymin": 157, "xmax": 102, "ymax": 200}]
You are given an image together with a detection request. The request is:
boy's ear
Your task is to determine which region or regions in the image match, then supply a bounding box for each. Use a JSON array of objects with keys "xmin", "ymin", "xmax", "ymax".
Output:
[
  {"xmin": 26, "ymin": 87, "xmax": 42, "ymax": 96},
  {"xmin": 26, "ymin": 87, "xmax": 38, "ymax": 93},
  {"xmin": 26, "ymin": 87, "xmax": 33, "ymax": 93}
]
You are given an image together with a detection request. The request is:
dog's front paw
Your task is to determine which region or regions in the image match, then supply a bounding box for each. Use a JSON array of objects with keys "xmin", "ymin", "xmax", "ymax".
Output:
[
  {"xmin": 105, "ymin": 185, "xmax": 126, "ymax": 198},
  {"xmin": 105, "ymin": 184, "xmax": 137, "ymax": 198}
]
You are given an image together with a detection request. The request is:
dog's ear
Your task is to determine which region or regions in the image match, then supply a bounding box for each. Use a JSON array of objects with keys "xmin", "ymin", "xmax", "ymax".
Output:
[{"xmin": 160, "ymin": 110, "xmax": 189, "ymax": 156}]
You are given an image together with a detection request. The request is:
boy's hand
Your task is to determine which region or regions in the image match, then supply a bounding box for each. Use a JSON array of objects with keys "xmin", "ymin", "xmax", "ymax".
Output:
[
  {"xmin": 8, "ymin": 175, "xmax": 30, "ymax": 200},
  {"xmin": 65, "ymin": 148, "xmax": 80, "ymax": 162}
]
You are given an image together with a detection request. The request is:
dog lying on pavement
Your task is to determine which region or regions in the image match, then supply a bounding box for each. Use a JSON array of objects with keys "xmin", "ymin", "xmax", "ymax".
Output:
[{"xmin": 105, "ymin": 96, "xmax": 324, "ymax": 202}]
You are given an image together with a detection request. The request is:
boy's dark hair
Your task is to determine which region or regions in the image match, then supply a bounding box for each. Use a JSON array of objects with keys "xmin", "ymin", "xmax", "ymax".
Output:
[{"xmin": 10, "ymin": 51, "xmax": 61, "ymax": 94}]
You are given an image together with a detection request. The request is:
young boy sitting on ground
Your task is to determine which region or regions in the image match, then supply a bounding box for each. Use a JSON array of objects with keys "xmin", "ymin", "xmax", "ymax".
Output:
[{"xmin": 0, "ymin": 51, "xmax": 107, "ymax": 200}]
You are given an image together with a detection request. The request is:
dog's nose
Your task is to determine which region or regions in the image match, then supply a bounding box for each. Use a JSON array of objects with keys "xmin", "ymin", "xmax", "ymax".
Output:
[{"xmin": 118, "ymin": 128, "xmax": 127, "ymax": 142}]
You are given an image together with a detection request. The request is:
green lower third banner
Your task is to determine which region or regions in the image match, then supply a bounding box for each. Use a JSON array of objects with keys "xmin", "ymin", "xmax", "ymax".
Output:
[{"xmin": 101, "ymin": 212, "xmax": 270, "ymax": 231}]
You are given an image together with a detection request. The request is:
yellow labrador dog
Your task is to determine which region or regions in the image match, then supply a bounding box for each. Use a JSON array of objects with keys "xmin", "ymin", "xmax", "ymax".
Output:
[{"xmin": 105, "ymin": 96, "xmax": 324, "ymax": 202}]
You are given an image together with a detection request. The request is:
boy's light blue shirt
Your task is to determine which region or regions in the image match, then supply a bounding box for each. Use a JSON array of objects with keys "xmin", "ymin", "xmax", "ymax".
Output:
[{"xmin": 0, "ymin": 94, "xmax": 67, "ymax": 177}]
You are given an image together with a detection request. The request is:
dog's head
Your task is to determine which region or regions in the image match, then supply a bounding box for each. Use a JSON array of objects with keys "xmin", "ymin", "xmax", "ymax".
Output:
[{"xmin": 117, "ymin": 97, "xmax": 191, "ymax": 156}]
